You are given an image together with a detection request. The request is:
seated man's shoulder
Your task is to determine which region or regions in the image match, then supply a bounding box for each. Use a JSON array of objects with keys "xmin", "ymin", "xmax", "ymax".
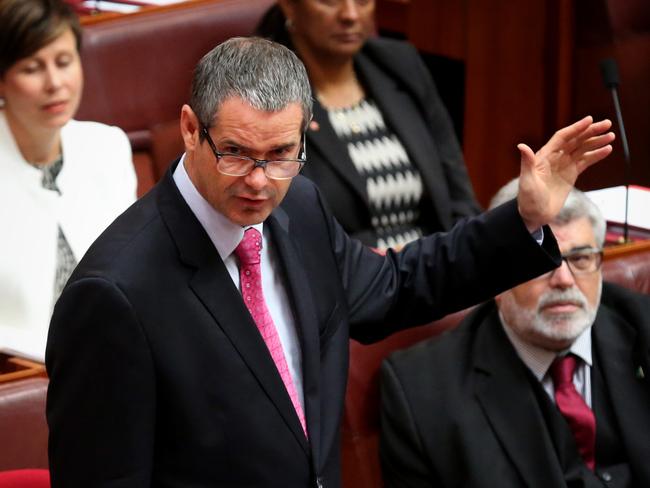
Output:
[{"xmin": 600, "ymin": 281, "xmax": 650, "ymax": 332}]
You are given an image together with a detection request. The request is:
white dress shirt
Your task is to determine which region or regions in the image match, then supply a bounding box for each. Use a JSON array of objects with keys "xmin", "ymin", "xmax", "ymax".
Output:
[
  {"xmin": 501, "ymin": 316, "xmax": 593, "ymax": 407},
  {"xmin": 173, "ymin": 156, "xmax": 304, "ymax": 409}
]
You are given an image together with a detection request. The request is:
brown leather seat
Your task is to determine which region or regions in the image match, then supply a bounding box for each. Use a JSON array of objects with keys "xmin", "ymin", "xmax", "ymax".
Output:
[
  {"xmin": 342, "ymin": 310, "xmax": 470, "ymax": 488},
  {"xmin": 76, "ymin": 0, "xmax": 274, "ymax": 196},
  {"xmin": 0, "ymin": 378, "xmax": 48, "ymax": 471}
]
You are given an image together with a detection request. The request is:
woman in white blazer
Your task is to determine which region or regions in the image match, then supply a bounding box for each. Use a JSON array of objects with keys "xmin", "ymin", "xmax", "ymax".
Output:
[{"xmin": 0, "ymin": 0, "xmax": 137, "ymax": 361}]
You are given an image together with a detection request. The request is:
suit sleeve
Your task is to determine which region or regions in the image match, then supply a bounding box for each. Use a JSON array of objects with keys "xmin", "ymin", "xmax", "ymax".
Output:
[
  {"xmin": 380, "ymin": 359, "xmax": 436, "ymax": 488},
  {"xmin": 409, "ymin": 46, "xmax": 481, "ymax": 220},
  {"xmin": 46, "ymin": 277, "xmax": 155, "ymax": 487},
  {"xmin": 335, "ymin": 198, "xmax": 560, "ymax": 343}
]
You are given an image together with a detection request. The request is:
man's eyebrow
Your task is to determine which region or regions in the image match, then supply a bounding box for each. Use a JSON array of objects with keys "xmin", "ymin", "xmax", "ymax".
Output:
[
  {"xmin": 217, "ymin": 139, "xmax": 297, "ymax": 153},
  {"xmin": 566, "ymin": 245, "xmax": 598, "ymax": 253},
  {"xmin": 219, "ymin": 139, "xmax": 251, "ymax": 152}
]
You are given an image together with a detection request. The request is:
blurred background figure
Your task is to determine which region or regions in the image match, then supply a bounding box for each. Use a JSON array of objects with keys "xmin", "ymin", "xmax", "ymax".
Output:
[
  {"xmin": 0, "ymin": 0, "xmax": 137, "ymax": 362},
  {"xmin": 256, "ymin": 0, "xmax": 480, "ymax": 250}
]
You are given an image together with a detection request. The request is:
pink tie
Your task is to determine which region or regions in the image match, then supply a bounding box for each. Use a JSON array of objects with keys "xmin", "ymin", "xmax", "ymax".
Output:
[
  {"xmin": 235, "ymin": 228, "xmax": 307, "ymax": 436},
  {"xmin": 550, "ymin": 354, "xmax": 596, "ymax": 470}
]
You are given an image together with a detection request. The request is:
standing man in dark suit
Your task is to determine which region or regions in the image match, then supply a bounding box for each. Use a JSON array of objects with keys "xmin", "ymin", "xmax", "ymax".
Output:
[
  {"xmin": 46, "ymin": 37, "xmax": 614, "ymax": 487},
  {"xmin": 381, "ymin": 180, "xmax": 650, "ymax": 488}
]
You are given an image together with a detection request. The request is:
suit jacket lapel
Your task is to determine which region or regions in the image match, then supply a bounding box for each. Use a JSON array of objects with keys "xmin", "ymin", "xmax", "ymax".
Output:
[
  {"xmin": 157, "ymin": 168, "xmax": 310, "ymax": 456},
  {"xmin": 473, "ymin": 309, "xmax": 566, "ymax": 488},
  {"xmin": 355, "ymin": 51, "xmax": 453, "ymax": 229},
  {"xmin": 267, "ymin": 208, "xmax": 322, "ymax": 468},
  {"xmin": 592, "ymin": 307, "xmax": 650, "ymax": 482}
]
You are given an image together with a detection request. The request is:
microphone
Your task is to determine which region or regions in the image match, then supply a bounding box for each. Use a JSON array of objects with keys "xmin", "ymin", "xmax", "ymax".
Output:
[{"xmin": 600, "ymin": 58, "xmax": 631, "ymax": 243}]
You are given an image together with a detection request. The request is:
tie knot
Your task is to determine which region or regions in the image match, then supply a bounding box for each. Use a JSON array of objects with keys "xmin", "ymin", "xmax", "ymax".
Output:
[
  {"xmin": 550, "ymin": 354, "xmax": 577, "ymax": 388},
  {"xmin": 235, "ymin": 228, "xmax": 262, "ymax": 265}
]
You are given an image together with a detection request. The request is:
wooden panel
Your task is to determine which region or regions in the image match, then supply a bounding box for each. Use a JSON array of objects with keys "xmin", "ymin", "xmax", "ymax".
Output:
[
  {"xmin": 407, "ymin": 0, "xmax": 465, "ymax": 60},
  {"xmin": 462, "ymin": 0, "xmax": 562, "ymax": 205},
  {"xmin": 603, "ymin": 239, "xmax": 650, "ymax": 260},
  {"xmin": 0, "ymin": 354, "xmax": 46, "ymax": 384}
]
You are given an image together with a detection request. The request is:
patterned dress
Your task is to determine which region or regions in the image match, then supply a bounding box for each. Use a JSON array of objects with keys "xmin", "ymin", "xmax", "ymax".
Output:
[{"xmin": 326, "ymin": 98, "xmax": 424, "ymax": 250}]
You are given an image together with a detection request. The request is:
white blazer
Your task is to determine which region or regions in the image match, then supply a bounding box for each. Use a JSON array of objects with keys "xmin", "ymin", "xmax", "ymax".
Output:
[{"xmin": 0, "ymin": 112, "xmax": 137, "ymax": 361}]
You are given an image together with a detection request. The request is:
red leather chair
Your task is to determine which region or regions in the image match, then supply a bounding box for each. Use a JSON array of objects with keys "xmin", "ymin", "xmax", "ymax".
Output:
[
  {"xmin": 341, "ymin": 310, "xmax": 471, "ymax": 488},
  {"xmin": 0, "ymin": 469, "xmax": 49, "ymax": 488},
  {"xmin": 0, "ymin": 378, "xmax": 48, "ymax": 471}
]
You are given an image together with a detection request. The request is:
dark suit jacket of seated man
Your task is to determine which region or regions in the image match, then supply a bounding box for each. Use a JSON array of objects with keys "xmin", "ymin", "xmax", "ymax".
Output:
[
  {"xmin": 380, "ymin": 182, "xmax": 650, "ymax": 488},
  {"xmin": 45, "ymin": 38, "xmax": 614, "ymax": 487}
]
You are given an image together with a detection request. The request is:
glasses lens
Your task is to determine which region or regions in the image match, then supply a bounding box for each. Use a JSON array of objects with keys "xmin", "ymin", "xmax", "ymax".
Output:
[
  {"xmin": 565, "ymin": 250, "xmax": 602, "ymax": 274},
  {"xmin": 265, "ymin": 161, "xmax": 303, "ymax": 179},
  {"xmin": 217, "ymin": 155, "xmax": 253, "ymax": 176}
]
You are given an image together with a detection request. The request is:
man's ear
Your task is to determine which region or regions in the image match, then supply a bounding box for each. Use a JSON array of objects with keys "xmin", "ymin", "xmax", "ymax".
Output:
[{"xmin": 180, "ymin": 104, "xmax": 200, "ymax": 153}]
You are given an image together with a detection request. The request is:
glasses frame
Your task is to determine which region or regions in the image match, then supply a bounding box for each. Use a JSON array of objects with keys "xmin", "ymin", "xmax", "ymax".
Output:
[
  {"xmin": 540, "ymin": 247, "xmax": 604, "ymax": 280},
  {"xmin": 201, "ymin": 126, "xmax": 306, "ymax": 180}
]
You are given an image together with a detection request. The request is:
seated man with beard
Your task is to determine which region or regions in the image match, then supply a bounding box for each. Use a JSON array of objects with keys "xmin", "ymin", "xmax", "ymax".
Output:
[{"xmin": 380, "ymin": 178, "xmax": 650, "ymax": 488}]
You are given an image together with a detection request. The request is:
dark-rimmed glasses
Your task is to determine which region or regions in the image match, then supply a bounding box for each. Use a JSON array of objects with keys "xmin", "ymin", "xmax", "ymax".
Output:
[
  {"xmin": 201, "ymin": 127, "xmax": 306, "ymax": 180},
  {"xmin": 536, "ymin": 247, "xmax": 603, "ymax": 280}
]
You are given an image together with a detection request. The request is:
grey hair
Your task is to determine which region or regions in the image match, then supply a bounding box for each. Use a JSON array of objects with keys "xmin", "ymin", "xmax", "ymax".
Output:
[
  {"xmin": 489, "ymin": 178, "xmax": 606, "ymax": 248},
  {"xmin": 189, "ymin": 37, "xmax": 313, "ymax": 134}
]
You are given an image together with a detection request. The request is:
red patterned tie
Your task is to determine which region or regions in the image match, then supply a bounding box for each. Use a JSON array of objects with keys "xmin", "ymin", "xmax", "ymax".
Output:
[
  {"xmin": 235, "ymin": 228, "xmax": 307, "ymax": 436},
  {"xmin": 550, "ymin": 354, "xmax": 596, "ymax": 470}
]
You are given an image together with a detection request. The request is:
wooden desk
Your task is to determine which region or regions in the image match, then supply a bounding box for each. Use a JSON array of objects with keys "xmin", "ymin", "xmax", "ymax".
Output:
[
  {"xmin": 0, "ymin": 353, "xmax": 46, "ymax": 384},
  {"xmin": 604, "ymin": 239, "xmax": 650, "ymax": 261}
]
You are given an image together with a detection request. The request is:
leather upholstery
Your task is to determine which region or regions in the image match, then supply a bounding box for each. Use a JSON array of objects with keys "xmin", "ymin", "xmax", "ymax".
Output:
[
  {"xmin": 0, "ymin": 469, "xmax": 50, "ymax": 487},
  {"xmin": 0, "ymin": 379, "xmax": 48, "ymax": 471},
  {"xmin": 76, "ymin": 0, "xmax": 274, "ymax": 195}
]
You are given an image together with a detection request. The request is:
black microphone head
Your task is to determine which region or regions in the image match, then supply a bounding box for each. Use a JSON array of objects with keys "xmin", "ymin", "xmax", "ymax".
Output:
[{"xmin": 600, "ymin": 58, "xmax": 620, "ymax": 88}]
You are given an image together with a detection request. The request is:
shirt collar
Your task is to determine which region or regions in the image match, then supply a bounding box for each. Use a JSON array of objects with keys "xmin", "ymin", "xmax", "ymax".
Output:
[
  {"xmin": 172, "ymin": 154, "xmax": 264, "ymax": 259},
  {"xmin": 500, "ymin": 311, "xmax": 593, "ymax": 382}
]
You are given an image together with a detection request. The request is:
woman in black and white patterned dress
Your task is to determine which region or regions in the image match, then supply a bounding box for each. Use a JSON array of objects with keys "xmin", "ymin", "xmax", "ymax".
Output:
[{"xmin": 257, "ymin": 0, "xmax": 481, "ymax": 250}]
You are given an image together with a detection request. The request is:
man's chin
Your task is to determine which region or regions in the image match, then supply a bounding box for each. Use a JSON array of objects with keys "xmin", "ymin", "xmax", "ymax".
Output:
[{"xmin": 537, "ymin": 313, "xmax": 590, "ymax": 343}]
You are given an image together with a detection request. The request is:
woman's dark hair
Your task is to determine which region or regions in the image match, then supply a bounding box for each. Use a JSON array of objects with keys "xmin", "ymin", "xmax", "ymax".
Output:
[
  {"xmin": 254, "ymin": 4, "xmax": 293, "ymax": 48},
  {"xmin": 0, "ymin": 0, "xmax": 82, "ymax": 77}
]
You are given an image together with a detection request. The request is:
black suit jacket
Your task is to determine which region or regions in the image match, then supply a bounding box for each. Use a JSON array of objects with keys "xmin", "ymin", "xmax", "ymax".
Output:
[
  {"xmin": 301, "ymin": 37, "xmax": 480, "ymax": 245},
  {"xmin": 380, "ymin": 283, "xmax": 650, "ymax": 488},
  {"xmin": 46, "ymin": 166, "xmax": 557, "ymax": 487}
]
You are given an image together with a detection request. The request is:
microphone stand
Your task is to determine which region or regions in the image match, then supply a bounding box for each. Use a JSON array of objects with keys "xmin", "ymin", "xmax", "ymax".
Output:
[{"xmin": 601, "ymin": 58, "xmax": 631, "ymax": 243}]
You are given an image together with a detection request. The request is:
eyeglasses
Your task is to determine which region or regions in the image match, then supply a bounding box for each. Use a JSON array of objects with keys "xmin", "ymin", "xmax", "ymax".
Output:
[
  {"xmin": 536, "ymin": 247, "xmax": 603, "ymax": 280},
  {"xmin": 201, "ymin": 127, "xmax": 306, "ymax": 180}
]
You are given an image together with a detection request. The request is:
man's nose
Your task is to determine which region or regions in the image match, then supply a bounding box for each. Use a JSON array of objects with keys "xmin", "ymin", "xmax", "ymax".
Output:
[
  {"xmin": 244, "ymin": 166, "xmax": 269, "ymax": 190},
  {"xmin": 339, "ymin": 0, "xmax": 361, "ymax": 21},
  {"xmin": 548, "ymin": 260, "xmax": 576, "ymax": 288}
]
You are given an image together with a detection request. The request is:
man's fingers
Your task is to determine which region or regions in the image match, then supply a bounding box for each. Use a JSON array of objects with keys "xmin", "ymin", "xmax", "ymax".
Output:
[
  {"xmin": 517, "ymin": 143, "xmax": 536, "ymax": 170},
  {"xmin": 575, "ymin": 145, "xmax": 614, "ymax": 174},
  {"xmin": 572, "ymin": 131, "xmax": 616, "ymax": 155},
  {"xmin": 541, "ymin": 117, "xmax": 612, "ymax": 158}
]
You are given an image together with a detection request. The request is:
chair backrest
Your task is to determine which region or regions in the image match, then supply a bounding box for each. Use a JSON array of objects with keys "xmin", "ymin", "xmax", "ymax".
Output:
[
  {"xmin": 602, "ymin": 241, "xmax": 650, "ymax": 294},
  {"xmin": 0, "ymin": 469, "xmax": 50, "ymax": 488},
  {"xmin": 341, "ymin": 310, "xmax": 470, "ymax": 488},
  {"xmin": 76, "ymin": 0, "xmax": 274, "ymax": 195},
  {"xmin": 0, "ymin": 378, "xmax": 48, "ymax": 471}
]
